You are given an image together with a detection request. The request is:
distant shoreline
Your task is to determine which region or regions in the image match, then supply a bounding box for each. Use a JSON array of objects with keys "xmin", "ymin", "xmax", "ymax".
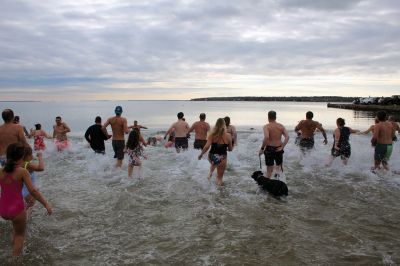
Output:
[{"xmin": 190, "ymin": 96, "xmax": 355, "ymax": 102}]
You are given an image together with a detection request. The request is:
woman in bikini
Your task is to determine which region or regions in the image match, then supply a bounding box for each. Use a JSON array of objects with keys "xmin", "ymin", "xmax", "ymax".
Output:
[
  {"xmin": 0, "ymin": 143, "xmax": 52, "ymax": 257},
  {"xmin": 198, "ymin": 118, "xmax": 233, "ymax": 186}
]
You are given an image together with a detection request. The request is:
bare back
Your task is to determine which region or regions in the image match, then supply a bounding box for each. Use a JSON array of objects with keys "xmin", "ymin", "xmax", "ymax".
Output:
[
  {"xmin": 169, "ymin": 120, "xmax": 189, "ymax": 138},
  {"xmin": 374, "ymin": 121, "xmax": 393, "ymax": 145},
  {"xmin": 190, "ymin": 121, "xmax": 210, "ymax": 140},
  {"xmin": 0, "ymin": 123, "xmax": 27, "ymax": 156},
  {"xmin": 295, "ymin": 119, "xmax": 320, "ymax": 138},
  {"xmin": 105, "ymin": 116, "xmax": 128, "ymax": 140},
  {"xmin": 264, "ymin": 122, "xmax": 288, "ymax": 147}
]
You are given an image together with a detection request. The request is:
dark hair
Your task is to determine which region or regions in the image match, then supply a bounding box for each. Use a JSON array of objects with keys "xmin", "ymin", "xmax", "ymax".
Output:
[
  {"xmin": 35, "ymin": 123, "xmax": 41, "ymax": 130},
  {"xmin": 177, "ymin": 112, "xmax": 184, "ymax": 119},
  {"xmin": 336, "ymin": 118, "xmax": 345, "ymax": 127},
  {"xmin": 224, "ymin": 116, "xmax": 230, "ymax": 126},
  {"xmin": 126, "ymin": 129, "xmax": 140, "ymax": 149},
  {"xmin": 13, "ymin": 116, "xmax": 20, "ymax": 123},
  {"xmin": 56, "ymin": 116, "xmax": 61, "ymax": 120},
  {"xmin": 376, "ymin": 111, "xmax": 387, "ymax": 122},
  {"xmin": 306, "ymin": 111, "xmax": 313, "ymax": 119},
  {"xmin": 199, "ymin": 113, "xmax": 206, "ymax": 120},
  {"xmin": 95, "ymin": 116, "xmax": 101, "ymax": 123},
  {"xmin": 268, "ymin": 111, "xmax": 276, "ymax": 120},
  {"xmin": 2, "ymin": 109, "xmax": 14, "ymax": 123},
  {"xmin": 4, "ymin": 143, "xmax": 25, "ymax": 173}
]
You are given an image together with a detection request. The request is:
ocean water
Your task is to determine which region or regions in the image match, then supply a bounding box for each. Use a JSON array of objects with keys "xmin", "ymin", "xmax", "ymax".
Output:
[{"xmin": 0, "ymin": 101, "xmax": 399, "ymax": 265}]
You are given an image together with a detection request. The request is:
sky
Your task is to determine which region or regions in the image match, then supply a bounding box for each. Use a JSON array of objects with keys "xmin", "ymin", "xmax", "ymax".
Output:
[{"xmin": 0, "ymin": 0, "xmax": 399, "ymax": 101}]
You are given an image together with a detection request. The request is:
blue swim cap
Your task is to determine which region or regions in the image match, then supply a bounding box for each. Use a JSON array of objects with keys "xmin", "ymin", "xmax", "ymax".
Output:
[{"xmin": 115, "ymin": 106, "xmax": 123, "ymax": 115}]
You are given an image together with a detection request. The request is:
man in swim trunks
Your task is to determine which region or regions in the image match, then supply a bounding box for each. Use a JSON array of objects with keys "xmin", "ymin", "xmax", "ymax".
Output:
[
  {"xmin": 85, "ymin": 116, "xmax": 111, "ymax": 154},
  {"xmin": 103, "ymin": 106, "xmax": 129, "ymax": 167},
  {"xmin": 189, "ymin": 113, "xmax": 210, "ymax": 150},
  {"xmin": 164, "ymin": 112, "xmax": 189, "ymax": 153},
  {"xmin": 372, "ymin": 111, "xmax": 393, "ymax": 171},
  {"xmin": 295, "ymin": 111, "xmax": 327, "ymax": 152},
  {"xmin": 0, "ymin": 109, "xmax": 29, "ymax": 166},
  {"xmin": 53, "ymin": 116, "xmax": 71, "ymax": 151},
  {"xmin": 259, "ymin": 111, "xmax": 289, "ymax": 178},
  {"xmin": 388, "ymin": 116, "xmax": 399, "ymax": 141}
]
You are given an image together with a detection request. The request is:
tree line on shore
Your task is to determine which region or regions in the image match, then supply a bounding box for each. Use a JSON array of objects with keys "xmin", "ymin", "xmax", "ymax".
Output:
[{"xmin": 190, "ymin": 96, "xmax": 355, "ymax": 102}]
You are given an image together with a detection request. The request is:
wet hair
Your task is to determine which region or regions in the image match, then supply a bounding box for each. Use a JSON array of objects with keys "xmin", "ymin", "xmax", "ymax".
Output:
[
  {"xmin": 306, "ymin": 111, "xmax": 313, "ymax": 119},
  {"xmin": 126, "ymin": 128, "xmax": 140, "ymax": 149},
  {"xmin": 13, "ymin": 116, "xmax": 20, "ymax": 123},
  {"xmin": 2, "ymin": 109, "xmax": 14, "ymax": 123},
  {"xmin": 336, "ymin": 118, "xmax": 345, "ymax": 127},
  {"xmin": 177, "ymin": 112, "xmax": 184, "ymax": 119},
  {"xmin": 268, "ymin": 111, "xmax": 276, "ymax": 120},
  {"xmin": 95, "ymin": 116, "xmax": 101, "ymax": 123},
  {"xmin": 224, "ymin": 116, "xmax": 230, "ymax": 126},
  {"xmin": 35, "ymin": 123, "xmax": 41, "ymax": 130},
  {"xmin": 4, "ymin": 143, "xmax": 25, "ymax": 173},
  {"xmin": 211, "ymin": 118, "xmax": 226, "ymax": 138},
  {"xmin": 376, "ymin": 111, "xmax": 387, "ymax": 122},
  {"xmin": 199, "ymin": 113, "xmax": 206, "ymax": 120},
  {"xmin": 23, "ymin": 145, "xmax": 33, "ymax": 160}
]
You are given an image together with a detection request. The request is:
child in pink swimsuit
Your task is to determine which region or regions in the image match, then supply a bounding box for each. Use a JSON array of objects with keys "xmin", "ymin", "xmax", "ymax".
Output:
[{"xmin": 0, "ymin": 143, "xmax": 52, "ymax": 257}]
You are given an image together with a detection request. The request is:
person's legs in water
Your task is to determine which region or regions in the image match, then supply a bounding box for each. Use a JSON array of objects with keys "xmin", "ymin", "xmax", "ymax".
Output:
[
  {"xmin": 11, "ymin": 210, "xmax": 27, "ymax": 257},
  {"xmin": 216, "ymin": 158, "xmax": 227, "ymax": 186}
]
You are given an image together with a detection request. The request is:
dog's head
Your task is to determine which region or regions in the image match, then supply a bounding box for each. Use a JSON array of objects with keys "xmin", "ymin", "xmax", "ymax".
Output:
[{"xmin": 251, "ymin": 171, "xmax": 264, "ymax": 181}]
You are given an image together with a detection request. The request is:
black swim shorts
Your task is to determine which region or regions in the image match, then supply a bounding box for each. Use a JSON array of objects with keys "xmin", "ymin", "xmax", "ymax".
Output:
[
  {"xmin": 194, "ymin": 139, "xmax": 207, "ymax": 150},
  {"xmin": 264, "ymin": 146, "xmax": 284, "ymax": 166},
  {"xmin": 112, "ymin": 140, "xmax": 125, "ymax": 160},
  {"xmin": 299, "ymin": 137, "xmax": 314, "ymax": 150},
  {"xmin": 175, "ymin": 137, "xmax": 188, "ymax": 150}
]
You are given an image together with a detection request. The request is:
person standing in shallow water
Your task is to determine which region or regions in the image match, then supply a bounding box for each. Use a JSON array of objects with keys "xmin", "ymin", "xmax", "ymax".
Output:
[
  {"xmin": 103, "ymin": 106, "xmax": 129, "ymax": 167},
  {"xmin": 189, "ymin": 113, "xmax": 210, "ymax": 150},
  {"xmin": 53, "ymin": 116, "xmax": 71, "ymax": 151},
  {"xmin": 259, "ymin": 111, "xmax": 289, "ymax": 178},
  {"xmin": 224, "ymin": 116, "xmax": 237, "ymax": 147},
  {"xmin": 372, "ymin": 111, "xmax": 393, "ymax": 171},
  {"xmin": 0, "ymin": 109, "xmax": 28, "ymax": 166},
  {"xmin": 164, "ymin": 112, "xmax": 190, "ymax": 153},
  {"xmin": 0, "ymin": 142, "xmax": 52, "ymax": 257},
  {"xmin": 294, "ymin": 111, "xmax": 327, "ymax": 152},
  {"xmin": 85, "ymin": 116, "xmax": 111, "ymax": 154},
  {"xmin": 198, "ymin": 118, "xmax": 233, "ymax": 186},
  {"xmin": 326, "ymin": 118, "xmax": 359, "ymax": 166}
]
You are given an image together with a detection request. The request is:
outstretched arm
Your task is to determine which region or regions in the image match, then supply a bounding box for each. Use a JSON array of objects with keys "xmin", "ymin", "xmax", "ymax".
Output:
[{"xmin": 21, "ymin": 169, "xmax": 52, "ymax": 215}]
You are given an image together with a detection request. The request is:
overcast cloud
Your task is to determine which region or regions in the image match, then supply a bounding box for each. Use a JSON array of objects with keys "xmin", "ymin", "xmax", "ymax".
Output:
[{"xmin": 0, "ymin": 0, "xmax": 399, "ymax": 100}]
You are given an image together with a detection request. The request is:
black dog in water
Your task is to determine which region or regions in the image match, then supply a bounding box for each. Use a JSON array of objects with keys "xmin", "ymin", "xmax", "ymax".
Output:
[{"xmin": 251, "ymin": 171, "xmax": 288, "ymax": 197}]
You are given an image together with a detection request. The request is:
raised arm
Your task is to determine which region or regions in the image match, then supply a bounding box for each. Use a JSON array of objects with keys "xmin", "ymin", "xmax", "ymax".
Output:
[
  {"xmin": 27, "ymin": 153, "xmax": 44, "ymax": 172},
  {"xmin": 20, "ymin": 168, "xmax": 52, "ymax": 215}
]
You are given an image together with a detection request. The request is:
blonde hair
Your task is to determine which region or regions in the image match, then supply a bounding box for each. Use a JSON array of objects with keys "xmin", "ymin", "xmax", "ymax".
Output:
[{"xmin": 210, "ymin": 118, "xmax": 226, "ymax": 139}]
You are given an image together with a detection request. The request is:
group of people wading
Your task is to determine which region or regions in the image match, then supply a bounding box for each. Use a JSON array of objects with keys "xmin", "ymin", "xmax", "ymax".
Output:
[{"xmin": 0, "ymin": 106, "xmax": 399, "ymax": 257}]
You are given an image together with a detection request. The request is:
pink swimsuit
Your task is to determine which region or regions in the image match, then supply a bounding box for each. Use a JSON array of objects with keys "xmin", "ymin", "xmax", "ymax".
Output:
[{"xmin": 0, "ymin": 173, "xmax": 25, "ymax": 220}]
